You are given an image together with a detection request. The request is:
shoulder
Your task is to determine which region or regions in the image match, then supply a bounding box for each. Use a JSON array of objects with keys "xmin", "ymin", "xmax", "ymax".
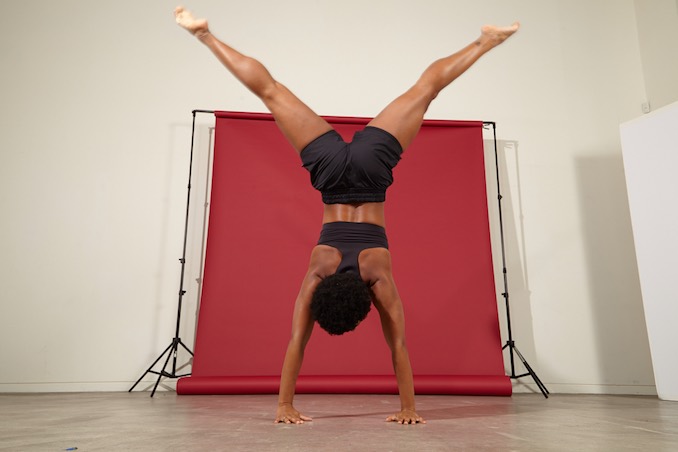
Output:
[
  {"xmin": 361, "ymin": 248, "xmax": 403, "ymax": 316},
  {"xmin": 308, "ymin": 245, "xmax": 341, "ymax": 278},
  {"xmin": 359, "ymin": 248, "xmax": 393, "ymax": 285}
]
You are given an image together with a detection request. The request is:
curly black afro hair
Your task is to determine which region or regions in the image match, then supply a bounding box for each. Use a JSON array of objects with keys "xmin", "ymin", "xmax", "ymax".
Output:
[{"xmin": 310, "ymin": 272, "xmax": 372, "ymax": 336}]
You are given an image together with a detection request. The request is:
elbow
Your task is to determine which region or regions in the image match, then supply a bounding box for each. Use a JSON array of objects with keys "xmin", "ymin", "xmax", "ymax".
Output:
[
  {"xmin": 391, "ymin": 339, "xmax": 408, "ymax": 356},
  {"xmin": 288, "ymin": 325, "xmax": 313, "ymax": 351}
]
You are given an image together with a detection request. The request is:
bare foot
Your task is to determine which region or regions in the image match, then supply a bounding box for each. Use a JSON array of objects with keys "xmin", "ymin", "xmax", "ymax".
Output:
[
  {"xmin": 174, "ymin": 6, "xmax": 209, "ymax": 36},
  {"xmin": 480, "ymin": 22, "xmax": 520, "ymax": 46}
]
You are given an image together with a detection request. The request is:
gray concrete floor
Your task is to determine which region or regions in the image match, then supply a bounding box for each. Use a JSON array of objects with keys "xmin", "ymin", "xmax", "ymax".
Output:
[{"xmin": 1, "ymin": 392, "xmax": 677, "ymax": 451}]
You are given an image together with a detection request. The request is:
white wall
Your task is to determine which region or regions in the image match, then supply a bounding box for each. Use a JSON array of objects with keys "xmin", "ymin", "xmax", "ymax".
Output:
[
  {"xmin": 0, "ymin": 0, "xmax": 655, "ymax": 394},
  {"xmin": 634, "ymin": 0, "xmax": 678, "ymax": 110}
]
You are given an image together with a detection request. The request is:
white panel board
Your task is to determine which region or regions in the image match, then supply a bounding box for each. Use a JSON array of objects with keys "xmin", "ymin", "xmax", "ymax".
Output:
[{"xmin": 620, "ymin": 102, "xmax": 678, "ymax": 401}]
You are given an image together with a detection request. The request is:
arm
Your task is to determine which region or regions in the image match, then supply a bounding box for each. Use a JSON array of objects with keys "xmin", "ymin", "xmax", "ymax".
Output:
[
  {"xmin": 275, "ymin": 246, "xmax": 338, "ymax": 424},
  {"xmin": 275, "ymin": 272, "xmax": 316, "ymax": 424},
  {"xmin": 367, "ymin": 251, "xmax": 425, "ymax": 424}
]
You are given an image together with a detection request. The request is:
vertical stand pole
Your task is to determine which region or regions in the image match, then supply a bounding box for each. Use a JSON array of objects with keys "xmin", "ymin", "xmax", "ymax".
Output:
[
  {"xmin": 485, "ymin": 121, "xmax": 549, "ymax": 398},
  {"xmin": 129, "ymin": 109, "xmax": 214, "ymax": 396}
]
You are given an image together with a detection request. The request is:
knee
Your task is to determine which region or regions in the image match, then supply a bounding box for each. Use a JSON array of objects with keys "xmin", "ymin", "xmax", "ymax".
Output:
[
  {"xmin": 259, "ymin": 80, "xmax": 286, "ymax": 103},
  {"xmin": 417, "ymin": 82, "xmax": 439, "ymax": 102},
  {"xmin": 408, "ymin": 82, "xmax": 438, "ymax": 106}
]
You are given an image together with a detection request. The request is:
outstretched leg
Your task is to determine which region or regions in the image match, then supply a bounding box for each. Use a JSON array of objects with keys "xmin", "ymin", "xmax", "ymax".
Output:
[
  {"xmin": 175, "ymin": 7, "xmax": 332, "ymax": 153},
  {"xmin": 368, "ymin": 23, "xmax": 520, "ymax": 150}
]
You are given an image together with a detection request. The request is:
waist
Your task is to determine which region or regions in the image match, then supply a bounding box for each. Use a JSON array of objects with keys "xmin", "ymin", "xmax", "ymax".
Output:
[
  {"xmin": 322, "ymin": 202, "xmax": 385, "ymax": 227},
  {"xmin": 318, "ymin": 221, "xmax": 389, "ymax": 248}
]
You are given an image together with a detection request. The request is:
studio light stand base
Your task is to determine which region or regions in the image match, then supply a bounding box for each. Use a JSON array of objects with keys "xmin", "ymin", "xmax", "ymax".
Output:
[
  {"xmin": 503, "ymin": 340, "xmax": 550, "ymax": 398},
  {"xmin": 129, "ymin": 338, "xmax": 194, "ymax": 397}
]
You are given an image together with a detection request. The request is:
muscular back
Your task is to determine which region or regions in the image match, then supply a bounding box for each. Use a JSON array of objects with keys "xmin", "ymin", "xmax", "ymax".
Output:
[{"xmin": 322, "ymin": 202, "xmax": 386, "ymax": 227}]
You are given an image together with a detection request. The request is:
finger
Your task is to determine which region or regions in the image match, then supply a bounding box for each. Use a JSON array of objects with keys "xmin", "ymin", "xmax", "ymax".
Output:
[{"xmin": 300, "ymin": 415, "xmax": 313, "ymax": 421}]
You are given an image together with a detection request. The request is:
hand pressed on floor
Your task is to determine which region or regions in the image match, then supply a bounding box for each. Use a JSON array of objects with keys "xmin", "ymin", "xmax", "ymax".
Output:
[
  {"xmin": 275, "ymin": 404, "xmax": 312, "ymax": 424},
  {"xmin": 386, "ymin": 408, "xmax": 426, "ymax": 425}
]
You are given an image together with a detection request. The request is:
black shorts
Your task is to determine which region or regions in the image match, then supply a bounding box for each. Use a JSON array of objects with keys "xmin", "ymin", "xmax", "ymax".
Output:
[{"xmin": 300, "ymin": 126, "xmax": 403, "ymax": 204}]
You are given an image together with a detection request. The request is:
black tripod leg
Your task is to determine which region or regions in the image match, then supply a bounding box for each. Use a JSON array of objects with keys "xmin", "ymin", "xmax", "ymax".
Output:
[
  {"xmin": 502, "ymin": 341, "xmax": 518, "ymax": 378},
  {"xmin": 514, "ymin": 345, "xmax": 549, "ymax": 398},
  {"xmin": 151, "ymin": 340, "xmax": 177, "ymax": 397},
  {"xmin": 522, "ymin": 360, "xmax": 550, "ymax": 397},
  {"xmin": 129, "ymin": 341, "xmax": 174, "ymax": 392},
  {"xmin": 179, "ymin": 339, "xmax": 195, "ymax": 356}
]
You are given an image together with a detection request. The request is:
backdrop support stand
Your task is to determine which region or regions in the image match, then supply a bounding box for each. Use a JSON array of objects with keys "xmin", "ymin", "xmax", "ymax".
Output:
[
  {"xmin": 129, "ymin": 109, "xmax": 215, "ymax": 397},
  {"xmin": 484, "ymin": 121, "xmax": 549, "ymax": 398}
]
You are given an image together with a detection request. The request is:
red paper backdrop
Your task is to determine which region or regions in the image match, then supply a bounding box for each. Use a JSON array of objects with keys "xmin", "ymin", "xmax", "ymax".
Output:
[{"xmin": 177, "ymin": 112, "xmax": 510, "ymax": 395}]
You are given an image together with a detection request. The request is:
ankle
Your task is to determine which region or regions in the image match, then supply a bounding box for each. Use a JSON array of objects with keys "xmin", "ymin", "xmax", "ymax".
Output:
[
  {"xmin": 475, "ymin": 35, "xmax": 497, "ymax": 51},
  {"xmin": 196, "ymin": 30, "xmax": 213, "ymax": 42}
]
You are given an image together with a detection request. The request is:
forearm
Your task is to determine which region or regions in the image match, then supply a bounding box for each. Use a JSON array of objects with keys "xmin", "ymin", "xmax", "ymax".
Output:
[
  {"xmin": 277, "ymin": 340, "xmax": 305, "ymax": 406},
  {"xmin": 392, "ymin": 345, "xmax": 416, "ymax": 411}
]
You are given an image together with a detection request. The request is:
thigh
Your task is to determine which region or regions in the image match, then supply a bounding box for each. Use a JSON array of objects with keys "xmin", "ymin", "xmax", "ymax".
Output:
[
  {"xmin": 263, "ymin": 82, "xmax": 334, "ymax": 153},
  {"xmin": 367, "ymin": 85, "xmax": 433, "ymax": 151}
]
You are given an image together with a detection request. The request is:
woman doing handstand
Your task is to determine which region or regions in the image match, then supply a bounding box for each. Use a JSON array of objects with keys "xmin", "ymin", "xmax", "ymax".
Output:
[{"xmin": 175, "ymin": 6, "xmax": 518, "ymax": 425}]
